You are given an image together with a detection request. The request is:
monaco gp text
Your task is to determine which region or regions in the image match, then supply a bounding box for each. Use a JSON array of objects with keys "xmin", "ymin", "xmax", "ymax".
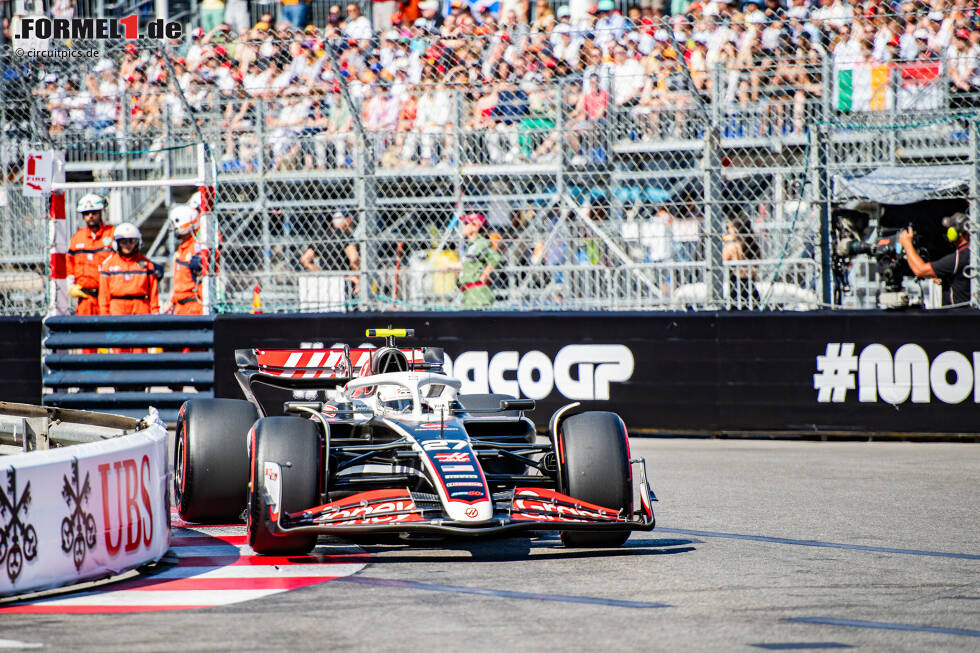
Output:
[{"xmin": 815, "ymin": 342, "xmax": 980, "ymax": 405}]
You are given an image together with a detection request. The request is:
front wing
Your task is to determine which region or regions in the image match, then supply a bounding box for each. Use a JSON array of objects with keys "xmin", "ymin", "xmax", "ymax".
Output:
[{"xmin": 259, "ymin": 462, "xmax": 656, "ymax": 538}]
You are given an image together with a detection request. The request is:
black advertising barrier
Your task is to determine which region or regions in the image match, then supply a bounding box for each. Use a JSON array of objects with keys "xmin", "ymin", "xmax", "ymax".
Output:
[
  {"xmin": 0, "ymin": 317, "xmax": 42, "ymax": 405},
  {"xmin": 214, "ymin": 311, "xmax": 980, "ymax": 435}
]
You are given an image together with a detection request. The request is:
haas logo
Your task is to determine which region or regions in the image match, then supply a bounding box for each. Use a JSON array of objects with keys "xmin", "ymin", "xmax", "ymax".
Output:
[
  {"xmin": 464, "ymin": 507, "xmax": 479, "ymax": 518},
  {"xmin": 98, "ymin": 456, "xmax": 155, "ymax": 556}
]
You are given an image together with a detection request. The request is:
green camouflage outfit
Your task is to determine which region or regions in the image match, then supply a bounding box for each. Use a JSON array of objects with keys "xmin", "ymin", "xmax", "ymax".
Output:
[{"xmin": 459, "ymin": 234, "xmax": 501, "ymax": 308}]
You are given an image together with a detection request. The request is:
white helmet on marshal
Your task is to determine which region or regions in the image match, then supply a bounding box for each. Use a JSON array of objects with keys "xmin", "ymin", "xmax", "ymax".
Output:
[
  {"xmin": 170, "ymin": 204, "xmax": 199, "ymax": 236},
  {"xmin": 114, "ymin": 222, "xmax": 142, "ymax": 247},
  {"xmin": 187, "ymin": 191, "xmax": 203, "ymax": 211},
  {"xmin": 76, "ymin": 193, "xmax": 105, "ymax": 213}
]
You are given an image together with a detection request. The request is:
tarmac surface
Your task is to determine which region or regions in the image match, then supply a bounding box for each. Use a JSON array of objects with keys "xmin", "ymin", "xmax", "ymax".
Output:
[{"xmin": 1, "ymin": 438, "xmax": 978, "ymax": 652}]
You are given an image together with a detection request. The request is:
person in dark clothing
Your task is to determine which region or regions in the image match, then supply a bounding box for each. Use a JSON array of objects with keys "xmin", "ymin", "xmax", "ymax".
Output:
[
  {"xmin": 901, "ymin": 212, "xmax": 972, "ymax": 307},
  {"xmin": 300, "ymin": 211, "xmax": 361, "ymax": 295},
  {"xmin": 722, "ymin": 215, "xmax": 762, "ymax": 309}
]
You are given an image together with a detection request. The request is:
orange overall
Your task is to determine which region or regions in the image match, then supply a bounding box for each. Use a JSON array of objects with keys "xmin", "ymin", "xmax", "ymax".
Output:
[
  {"xmin": 171, "ymin": 236, "xmax": 208, "ymax": 315},
  {"xmin": 67, "ymin": 224, "xmax": 115, "ymax": 315},
  {"xmin": 98, "ymin": 252, "xmax": 160, "ymax": 315}
]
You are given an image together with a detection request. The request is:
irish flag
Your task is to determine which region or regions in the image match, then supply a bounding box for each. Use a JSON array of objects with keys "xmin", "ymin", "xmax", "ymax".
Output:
[{"xmin": 836, "ymin": 63, "xmax": 892, "ymax": 112}]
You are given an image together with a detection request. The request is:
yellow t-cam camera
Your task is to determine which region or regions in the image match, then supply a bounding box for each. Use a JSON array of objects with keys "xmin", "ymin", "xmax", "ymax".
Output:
[{"xmin": 366, "ymin": 328, "xmax": 414, "ymax": 338}]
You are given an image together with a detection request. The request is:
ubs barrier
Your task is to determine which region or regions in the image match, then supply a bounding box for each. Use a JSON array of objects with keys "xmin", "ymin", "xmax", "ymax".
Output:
[
  {"xmin": 0, "ymin": 405, "xmax": 170, "ymax": 597},
  {"xmin": 214, "ymin": 311, "xmax": 980, "ymax": 436}
]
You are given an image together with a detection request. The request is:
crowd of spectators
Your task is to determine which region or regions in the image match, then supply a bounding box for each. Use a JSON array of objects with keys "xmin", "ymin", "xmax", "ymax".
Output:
[{"xmin": 19, "ymin": 0, "xmax": 980, "ymax": 170}]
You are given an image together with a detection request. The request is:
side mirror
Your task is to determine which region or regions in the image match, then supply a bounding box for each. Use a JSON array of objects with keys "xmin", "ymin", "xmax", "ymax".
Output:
[{"xmin": 500, "ymin": 399, "xmax": 535, "ymax": 411}]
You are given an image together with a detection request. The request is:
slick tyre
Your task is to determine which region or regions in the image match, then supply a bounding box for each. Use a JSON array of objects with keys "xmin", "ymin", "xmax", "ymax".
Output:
[
  {"xmin": 248, "ymin": 417, "xmax": 321, "ymax": 555},
  {"xmin": 175, "ymin": 399, "xmax": 259, "ymax": 524},
  {"xmin": 558, "ymin": 411, "xmax": 631, "ymax": 548}
]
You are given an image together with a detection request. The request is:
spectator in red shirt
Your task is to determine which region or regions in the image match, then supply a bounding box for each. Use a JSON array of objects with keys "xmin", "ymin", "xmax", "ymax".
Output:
[{"xmin": 567, "ymin": 75, "xmax": 608, "ymax": 164}]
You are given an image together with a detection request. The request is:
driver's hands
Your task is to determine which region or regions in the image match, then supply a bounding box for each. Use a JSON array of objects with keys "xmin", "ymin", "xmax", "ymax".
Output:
[
  {"xmin": 68, "ymin": 283, "xmax": 88, "ymax": 299},
  {"xmin": 899, "ymin": 227, "xmax": 914, "ymax": 252}
]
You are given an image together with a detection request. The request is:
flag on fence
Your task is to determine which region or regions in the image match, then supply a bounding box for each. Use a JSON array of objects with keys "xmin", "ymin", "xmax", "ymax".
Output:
[
  {"xmin": 836, "ymin": 63, "xmax": 892, "ymax": 112},
  {"xmin": 896, "ymin": 60, "xmax": 943, "ymax": 111}
]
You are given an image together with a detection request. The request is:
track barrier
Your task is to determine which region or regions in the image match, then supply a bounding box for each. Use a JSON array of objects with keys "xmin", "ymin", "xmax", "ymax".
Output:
[
  {"xmin": 0, "ymin": 405, "xmax": 170, "ymax": 598},
  {"xmin": 0, "ymin": 311, "xmax": 975, "ymax": 436},
  {"xmin": 42, "ymin": 315, "xmax": 215, "ymax": 424},
  {"xmin": 214, "ymin": 311, "xmax": 980, "ymax": 437}
]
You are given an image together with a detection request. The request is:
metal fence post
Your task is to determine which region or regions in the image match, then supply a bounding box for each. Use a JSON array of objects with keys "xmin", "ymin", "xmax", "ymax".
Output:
[
  {"xmin": 355, "ymin": 124, "xmax": 376, "ymax": 312},
  {"xmin": 970, "ymin": 117, "xmax": 979, "ymax": 308},
  {"xmin": 556, "ymin": 77, "xmax": 565, "ymax": 196},
  {"xmin": 323, "ymin": 52, "xmax": 373, "ymax": 312},
  {"xmin": 256, "ymin": 100, "xmax": 269, "ymax": 289},
  {"xmin": 121, "ymin": 90, "xmax": 131, "ymax": 221},
  {"xmin": 821, "ymin": 57, "xmax": 831, "ymax": 123},
  {"xmin": 816, "ymin": 124, "xmax": 833, "ymax": 307},
  {"xmin": 704, "ymin": 125, "xmax": 724, "ymax": 309},
  {"xmin": 0, "ymin": 78, "xmax": 8, "ymax": 266}
]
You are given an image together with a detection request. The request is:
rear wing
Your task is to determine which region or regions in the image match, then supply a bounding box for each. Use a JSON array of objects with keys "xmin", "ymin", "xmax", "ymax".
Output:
[{"xmin": 234, "ymin": 346, "xmax": 445, "ymax": 386}]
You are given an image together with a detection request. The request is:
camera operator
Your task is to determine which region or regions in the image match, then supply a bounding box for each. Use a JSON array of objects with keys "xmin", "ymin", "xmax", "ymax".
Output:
[{"xmin": 899, "ymin": 213, "xmax": 971, "ymax": 307}]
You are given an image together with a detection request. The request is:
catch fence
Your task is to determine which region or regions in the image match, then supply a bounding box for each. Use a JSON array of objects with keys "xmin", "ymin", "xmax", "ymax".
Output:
[{"xmin": 1, "ymin": 35, "xmax": 978, "ymax": 314}]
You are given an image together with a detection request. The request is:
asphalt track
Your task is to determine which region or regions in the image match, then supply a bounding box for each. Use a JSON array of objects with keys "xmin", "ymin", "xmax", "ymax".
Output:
[{"xmin": 1, "ymin": 438, "xmax": 978, "ymax": 652}]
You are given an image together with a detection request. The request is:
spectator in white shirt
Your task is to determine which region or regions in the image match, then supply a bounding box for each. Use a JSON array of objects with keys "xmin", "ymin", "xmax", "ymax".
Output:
[
  {"xmin": 92, "ymin": 68, "xmax": 120, "ymax": 132},
  {"xmin": 402, "ymin": 75, "xmax": 454, "ymax": 164},
  {"xmin": 609, "ymin": 43, "xmax": 645, "ymax": 107},
  {"xmin": 290, "ymin": 43, "xmax": 324, "ymax": 85},
  {"xmin": 344, "ymin": 3, "xmax": 373, "ymax": 43},
  {"xmin": 593, "ymin": 0, "xmax": 627, "ymax": 50},
  {"xmin": 268, "ymin": 88, "xmax": 311, "ymax": 168},
  {"xmin": 810, "ymin": 0, "xmax": 853, "ymax": 30},
  {"xmin": 64, "ymin": 79, "xmax": 93, "ymax": 131}
]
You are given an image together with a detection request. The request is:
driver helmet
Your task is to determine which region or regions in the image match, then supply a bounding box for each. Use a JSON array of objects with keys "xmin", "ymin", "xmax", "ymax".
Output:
[
  {"xmin": 76, "ymin": 193, "xmax": 105, "ymax": 214},
  {"xmin": 114, "ymin": 222, "xmax": 142, "ymax": 248},
  {"xmin": 377, "ymin": 385, "xmax": 413, "ymax": 414},
  {"xmin": 170, "ymin": 204, "xmax": 199, "ymax": 236}
]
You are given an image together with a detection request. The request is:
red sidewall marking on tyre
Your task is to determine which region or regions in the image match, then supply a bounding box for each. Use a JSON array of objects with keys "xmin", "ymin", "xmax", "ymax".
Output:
[{"xmin": 0, "ymin": 512, "xmax": 367, "ymax": 614}]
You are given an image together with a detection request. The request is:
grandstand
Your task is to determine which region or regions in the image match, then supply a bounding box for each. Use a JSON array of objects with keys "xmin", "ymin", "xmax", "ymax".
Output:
[{"xmin": 1, "ymin": 0, "xmax": 978, "ymax": 313}]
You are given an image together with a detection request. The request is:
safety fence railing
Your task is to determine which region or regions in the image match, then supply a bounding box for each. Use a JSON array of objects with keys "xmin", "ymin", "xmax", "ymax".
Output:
[
  {"xmin": 3, "ymin": 33, "xmax": 980, "ymax": 314},
  {"xmin": 42, "ymin": 314, "xmax": 215, "ymax": 423},
  {"xmin": 218, "ymin": 256, "xmax": 819, "ymax": 313}
]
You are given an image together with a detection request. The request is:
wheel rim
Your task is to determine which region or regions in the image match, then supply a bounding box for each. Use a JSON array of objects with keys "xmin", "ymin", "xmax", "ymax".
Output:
[{"xmin": 174, "ymin": 422, "xmax": 186, "ymax": 508}]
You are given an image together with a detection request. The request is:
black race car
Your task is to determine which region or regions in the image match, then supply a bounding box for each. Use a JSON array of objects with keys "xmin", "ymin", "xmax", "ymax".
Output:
[{"xmin": 175, "ymin": 329, "xmax": 656, "ymax": 553}]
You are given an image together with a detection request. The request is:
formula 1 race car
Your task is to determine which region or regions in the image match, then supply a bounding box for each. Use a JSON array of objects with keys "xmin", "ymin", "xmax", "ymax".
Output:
[{"xmin": 175, "ymin": 329, "xmax": 656, "ymax": 554}]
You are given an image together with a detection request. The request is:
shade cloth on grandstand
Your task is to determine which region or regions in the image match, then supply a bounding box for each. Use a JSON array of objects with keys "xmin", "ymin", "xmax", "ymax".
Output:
[{"xmin": 835, "ymin": 164, "xmax": 969, "ymax": 205}]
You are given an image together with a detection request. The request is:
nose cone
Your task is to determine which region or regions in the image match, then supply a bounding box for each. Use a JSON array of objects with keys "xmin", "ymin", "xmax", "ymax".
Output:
[{"xmin": 445, "ymin": 499, "xmax": 493, "ymax": 522}]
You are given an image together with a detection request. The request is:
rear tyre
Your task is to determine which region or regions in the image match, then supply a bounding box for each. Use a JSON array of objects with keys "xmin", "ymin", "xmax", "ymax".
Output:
[
  {"xmin": 247, "ymin": 417, "xmax": 321, "ymax": 555},
  {"xmin": 557, "ymin": 411, "xmax": 631, "ymax": 548},
  {"xmin": 175, "ymin": 399, "xmax": 258, "ymax": 523}
]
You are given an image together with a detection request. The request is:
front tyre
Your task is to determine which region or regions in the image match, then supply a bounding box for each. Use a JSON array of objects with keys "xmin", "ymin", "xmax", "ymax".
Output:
[
  {"xmin": 558, "ymin": 411, "xmax": 632, "ymax": 548},
  {"xmin": 247, "ymin": 417, "xmax": 321, "ymax": 555},
  {"xmin": 175, "ymin": 399, "xmax": 258, "ymax": 523}
]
